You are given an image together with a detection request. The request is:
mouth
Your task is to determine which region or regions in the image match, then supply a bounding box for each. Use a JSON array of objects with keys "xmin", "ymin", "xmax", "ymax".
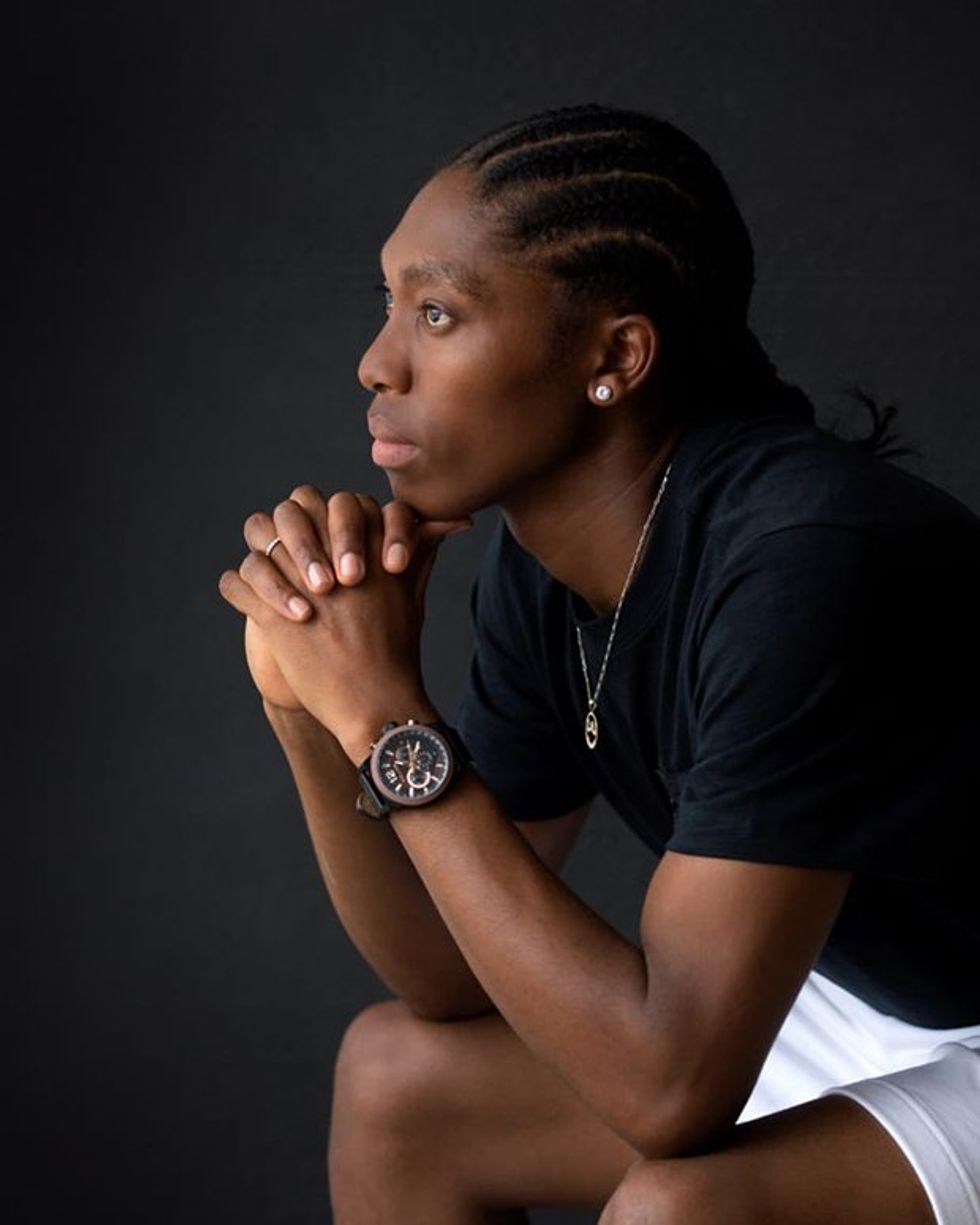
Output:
[{"xmin": 367, "ymin": 413, "xmax": 420, "ymax": 469}]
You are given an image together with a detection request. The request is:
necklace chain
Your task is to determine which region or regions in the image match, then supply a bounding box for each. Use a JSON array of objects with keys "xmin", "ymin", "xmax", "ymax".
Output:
[{"xmin": 575, "ymin": 459, "xmax": 673, "ymax": 750}]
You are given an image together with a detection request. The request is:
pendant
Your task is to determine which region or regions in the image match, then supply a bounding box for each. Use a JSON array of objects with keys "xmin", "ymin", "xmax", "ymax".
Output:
[{"xmin": 584, "ymin": 708, "xmax": 599, "ymax": 750}]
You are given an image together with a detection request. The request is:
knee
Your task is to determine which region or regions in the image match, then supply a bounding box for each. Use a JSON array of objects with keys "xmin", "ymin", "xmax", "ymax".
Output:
[
  {"xmin": 600, "ymin": 1157, "xmax": 729, "ymax": 1225},
  {"xmin": 331, "ymin": 997, "xmax": 458, "ymax": 1140}
]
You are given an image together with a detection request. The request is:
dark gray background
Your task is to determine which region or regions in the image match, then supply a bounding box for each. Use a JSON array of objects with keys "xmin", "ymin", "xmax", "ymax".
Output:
[{"xmin": 12, "ymin": 2, "xmax": 978, "ymax": 1221}]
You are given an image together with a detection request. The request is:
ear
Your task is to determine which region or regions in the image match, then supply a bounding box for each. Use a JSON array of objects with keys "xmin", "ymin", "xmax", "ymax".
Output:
[{"xmin": 588, "ymin": 314, "xmax": 660, "ymax": 403}]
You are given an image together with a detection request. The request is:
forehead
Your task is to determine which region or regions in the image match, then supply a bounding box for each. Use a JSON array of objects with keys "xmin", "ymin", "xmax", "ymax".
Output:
[{"xmin": 379, "ymin": 170, "xmax": 515, "ymax": 303}]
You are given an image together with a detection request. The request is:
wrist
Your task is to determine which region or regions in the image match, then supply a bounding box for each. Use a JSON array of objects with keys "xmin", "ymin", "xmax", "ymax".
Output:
[{"xmin": 338, "ymin": 693, "xmax": 444, "ymax": 767}]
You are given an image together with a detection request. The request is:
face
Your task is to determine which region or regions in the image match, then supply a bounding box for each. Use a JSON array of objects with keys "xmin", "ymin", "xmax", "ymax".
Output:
[{"xmin": 357, "ymin": 169, "xmax": 597, "ymax": 521}]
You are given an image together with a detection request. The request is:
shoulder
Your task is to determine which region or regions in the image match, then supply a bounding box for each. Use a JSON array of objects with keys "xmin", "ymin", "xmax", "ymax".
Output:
[{"xmin": 681, "ymin": 414, "xmax": 980, "ymax": 576}]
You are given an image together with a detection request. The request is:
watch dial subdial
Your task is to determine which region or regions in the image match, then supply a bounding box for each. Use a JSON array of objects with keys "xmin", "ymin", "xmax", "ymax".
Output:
[{"xmin": 376, "ymin": 729, "xmax": 452, "ymax": 805}]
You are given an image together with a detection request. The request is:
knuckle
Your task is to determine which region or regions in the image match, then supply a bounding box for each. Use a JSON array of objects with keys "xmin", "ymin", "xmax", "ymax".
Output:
[
  {"xmin": 292, "ymin": 539, "xmax": 316, "ymax": 566},
  {"xmin": 289, "ymin": 482, "xmax": 322, "ymax": 503},
  {"xmin": 327, "ymin": 490, "xmax": 357, "ymax": 512},
  {"xmin": 239, "ymin": 551, "xmax": 264, "ymax": 581},
  {"xmin": 326, "ymin": 495, "xmax": 360, "ymax": 544},
  {"xmin": 242, "ymin": 511, "xmax": 267, "ymax": 539},
  {"xmin": 383, "ymin": 501, "xmax": 414, "ymax": 538},
  {"xmin": 361, "ymin": 498, "xmax": 384, "ymax": 524}
]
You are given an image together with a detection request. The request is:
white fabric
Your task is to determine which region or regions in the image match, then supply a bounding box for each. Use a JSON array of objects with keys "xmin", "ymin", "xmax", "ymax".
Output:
[{"xmin": 737, "ymin": 969, "xmax": 980, "ymax": 1223}]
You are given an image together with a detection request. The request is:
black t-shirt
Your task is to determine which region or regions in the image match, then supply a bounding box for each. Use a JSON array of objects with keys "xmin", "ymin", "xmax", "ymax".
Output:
[{"xmin": 453, "ymin": 408, "xmax": 980, "ymax": 1028}]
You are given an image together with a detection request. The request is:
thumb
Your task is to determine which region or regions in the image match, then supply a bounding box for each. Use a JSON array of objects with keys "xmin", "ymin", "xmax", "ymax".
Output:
[{"xmin": 415, "ymin": 516, "xmax": 474, "ymax": 544}]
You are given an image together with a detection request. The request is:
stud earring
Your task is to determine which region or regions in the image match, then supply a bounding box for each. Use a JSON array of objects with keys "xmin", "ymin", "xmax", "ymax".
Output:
[{"xmin": 595, "ymin": 383, "xmax": 613, "ymax": 402}]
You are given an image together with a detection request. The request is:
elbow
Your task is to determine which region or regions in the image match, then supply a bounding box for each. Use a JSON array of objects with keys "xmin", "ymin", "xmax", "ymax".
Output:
[
  {"xmin": 403, "ymin": 997, "xmax": 498, "ymax": 1023},
  {"xmin": 616, "ymin": 1109, "xmax": 685, "ymax": 1163},
  {"xmin": 619, "ymin": 1080, "xmax": 743, "ymax": 1162},
  {"xmin": 398, "ymin": 983, "xmax": 499, "ymax": 1024}
]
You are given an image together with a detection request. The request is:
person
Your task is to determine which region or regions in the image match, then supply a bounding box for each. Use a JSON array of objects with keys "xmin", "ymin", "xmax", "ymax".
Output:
[{"xmin": 218, "ymin": 103, "xmax": 980, "ymax": 1224}]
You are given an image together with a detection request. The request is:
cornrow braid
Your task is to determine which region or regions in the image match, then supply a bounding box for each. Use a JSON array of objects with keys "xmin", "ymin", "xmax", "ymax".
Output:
[{"xmin": 433, "ymin": 103, "xmax": 915, "ymax": 463}]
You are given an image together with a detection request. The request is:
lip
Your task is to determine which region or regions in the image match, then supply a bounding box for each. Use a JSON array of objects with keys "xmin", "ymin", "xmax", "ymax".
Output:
[
  {"xmin": 371, "ymin": 439, "xmax": 419, "ymax": 468},
  {"xmin": 367, "ymin": 413, "xmax": 420, "ymax": 469},
  {"xmin": 367, "ymin": 412, "xmax": 417, "ymax": 445}
]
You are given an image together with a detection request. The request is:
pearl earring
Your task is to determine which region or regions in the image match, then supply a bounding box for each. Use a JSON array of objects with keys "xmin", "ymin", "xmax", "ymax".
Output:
[{"xmin": 595, "ymin": 384, "xmax": 613, "ymax": 402}]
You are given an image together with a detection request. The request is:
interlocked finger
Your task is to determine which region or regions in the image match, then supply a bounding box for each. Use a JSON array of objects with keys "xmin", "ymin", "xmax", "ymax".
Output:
[
  {"xmin": 241, "ymin": 509, "xmax": 315, "ymax": 620},
  {"xmin": 269, "ymin": 494, "xmax": 339, "ymax": 594},
  {"xmin": 380, "ymin": 499, "xmax": 426, "ymax": 573},
  {"xmin": 286, "ymin": 484, "xmax": 335, "ymax": 589},
  {"xmin": 325, "ymin": 491, "xmax": 382, "ymax": 585},
  {"xmin": 240, "ymin": 488, "xmax": 453, "ymax": 620}
]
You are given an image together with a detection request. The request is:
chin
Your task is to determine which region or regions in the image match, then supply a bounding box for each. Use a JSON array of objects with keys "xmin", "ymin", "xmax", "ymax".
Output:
[{"xmin": 386, "ymin": 472, "xmax": 485, "ymax": 523}]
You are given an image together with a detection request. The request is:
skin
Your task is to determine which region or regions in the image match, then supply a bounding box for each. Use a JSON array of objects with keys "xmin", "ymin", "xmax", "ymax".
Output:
[{"xmin": 217, "ymin": 167, "xmax": 937, "ymax": 1222}]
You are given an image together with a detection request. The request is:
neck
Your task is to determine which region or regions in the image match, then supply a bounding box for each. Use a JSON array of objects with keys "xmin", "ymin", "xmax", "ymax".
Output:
[{"xmin": 501, "ymin": 415, "xmax": 686, "ymax": 617}]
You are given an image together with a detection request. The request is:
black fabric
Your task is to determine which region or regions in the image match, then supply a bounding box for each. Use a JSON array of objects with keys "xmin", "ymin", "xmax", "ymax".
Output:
[{"xmin": 453, "ymin": 407, "xmax": 980, "ymax": 1028}]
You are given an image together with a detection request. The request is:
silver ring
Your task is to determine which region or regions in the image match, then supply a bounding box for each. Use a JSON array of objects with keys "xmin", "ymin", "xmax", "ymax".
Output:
[{"xmin": 264, "ymin": 535, "xmax": 284, "ymax": 558}]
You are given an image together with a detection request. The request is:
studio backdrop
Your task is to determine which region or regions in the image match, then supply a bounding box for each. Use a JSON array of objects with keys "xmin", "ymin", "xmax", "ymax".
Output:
[{"xmin": 12, "ymin": 2, "xmax": 978, "ymax": 1222}]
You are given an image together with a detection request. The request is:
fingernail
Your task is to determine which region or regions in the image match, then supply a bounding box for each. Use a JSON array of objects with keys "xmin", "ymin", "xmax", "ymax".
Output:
[
  {"xmin": 339, "ymin": 552, "xmax": 360, "ymax": 579},
  {"xmin": 386, "ymin": 543, "xmax": 408, "ymax": 569},
  {"xmin": 308, "ymin": 562, "xmax": 329, "ymax": 589},
  {"xmin": 288, "ymin": 596, "xmax": 310, "ymax": 617}
]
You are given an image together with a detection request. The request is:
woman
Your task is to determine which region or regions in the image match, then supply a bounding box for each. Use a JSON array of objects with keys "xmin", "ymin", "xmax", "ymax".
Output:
[{"xmin": 218, "ymin": 103, "xmax": 980, "ymax": 1223}]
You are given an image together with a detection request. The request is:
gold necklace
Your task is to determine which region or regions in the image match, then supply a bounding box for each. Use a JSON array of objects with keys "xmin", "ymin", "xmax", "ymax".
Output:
[{"xmin": 575, "ymin": 460, "xmax": 673, "ymax": 750}]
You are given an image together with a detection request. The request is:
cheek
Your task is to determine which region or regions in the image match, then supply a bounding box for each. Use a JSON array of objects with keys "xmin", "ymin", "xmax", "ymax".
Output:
[
  {"xmin": 433, "ymin": 381, "xmax": 567, "ymax": 473},
  {"xmin": 388, "ymin": 398, "xmax": 560, "ymax": 521},
  {"xmin": 446, "ymin": 332, "xmax": 575, "ymax": 437},
  {"xmin": 396, "ymin": 327, "xmax": 583, "ymax": 512}
]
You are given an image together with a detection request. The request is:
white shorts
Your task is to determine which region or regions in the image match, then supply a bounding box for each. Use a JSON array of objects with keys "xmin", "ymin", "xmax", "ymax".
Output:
[{"xmin": 737, "ymin": 969, "xmax": 980, "ymax": 1224}]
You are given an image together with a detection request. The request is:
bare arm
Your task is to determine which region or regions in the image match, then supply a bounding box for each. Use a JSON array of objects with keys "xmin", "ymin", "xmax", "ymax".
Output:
[
  {"xmin": 233, "ymin": 495, "xmax": 859, "ymax": 1158},
  {"xmin": 371, "ymin": 763, "xmax": 852, "ymax": 1159},
  {"xmin": 225, "ymin": 488, "xmax": 594, "ymax": 1021},
  {"xmin": 264, "ymin": 698, "xmax": 591, "ymax": 1021}
]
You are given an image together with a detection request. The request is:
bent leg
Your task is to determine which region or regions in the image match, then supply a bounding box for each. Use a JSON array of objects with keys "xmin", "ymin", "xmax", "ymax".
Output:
[
  {"xmin": 328, "ymin": 997, "xmax": 642, "ymax": 1224},
  {"xmin": 599, "ymin": 1094, "xmax": 936, "ymax": 1225}
]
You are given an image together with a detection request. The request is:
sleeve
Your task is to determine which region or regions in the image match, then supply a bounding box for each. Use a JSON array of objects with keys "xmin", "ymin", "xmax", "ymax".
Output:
[
  {"xmin": 452, "ymin": 521, "xmax": 598, "ymax": 822},
  {"xmin": 665, "ymin": 523, "xmax": 950, "ymax": 873}
]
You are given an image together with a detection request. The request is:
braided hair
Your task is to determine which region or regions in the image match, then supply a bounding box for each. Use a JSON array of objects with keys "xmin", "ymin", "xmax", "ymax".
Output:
[{"xmin": 433, "ymin": 103, "xmax": 914, "ymax": 463}]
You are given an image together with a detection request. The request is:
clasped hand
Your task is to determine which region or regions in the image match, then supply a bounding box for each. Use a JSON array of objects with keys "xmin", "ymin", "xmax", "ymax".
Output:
[{"xmin": 218, "ymin": 484, "xmax": 472, "ymax": 761}]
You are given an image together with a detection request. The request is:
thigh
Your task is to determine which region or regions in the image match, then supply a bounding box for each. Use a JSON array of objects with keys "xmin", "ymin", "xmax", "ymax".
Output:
[
  {"xmin": 601, "ymin": 1094, "xmax": 936, "ymax": 1225},
  {"xmin": 331, "ymin": 997, "xmax": 642, "ymax": 1211}
]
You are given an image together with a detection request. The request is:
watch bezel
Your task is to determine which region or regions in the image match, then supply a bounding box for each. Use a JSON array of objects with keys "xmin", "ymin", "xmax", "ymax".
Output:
[{"xmin": 370, "ymin": 721, "xmax": 456, "ymax": 809}]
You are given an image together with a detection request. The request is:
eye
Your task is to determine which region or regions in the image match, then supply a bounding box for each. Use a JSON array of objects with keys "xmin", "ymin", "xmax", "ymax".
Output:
[
  {"xmin": 374, "ymin": 282, "xmax": 393, "ymax": 314},
  {"xmin": 421, "ymin": 302, "xmax": 451, "ymax": 329},
  {"xmin": 373, "ymin": 283, "xmax": 454, "ymax": 331}
]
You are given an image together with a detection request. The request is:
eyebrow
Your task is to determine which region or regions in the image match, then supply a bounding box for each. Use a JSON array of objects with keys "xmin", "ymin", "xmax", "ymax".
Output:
[{"xmin": 382, "ymin": 257, "xmax": 492, "ymax": 302}]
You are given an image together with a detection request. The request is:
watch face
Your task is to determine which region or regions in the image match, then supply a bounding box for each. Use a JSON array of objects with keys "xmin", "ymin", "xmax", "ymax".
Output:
[{"xmin": 371, "ymin": 725, "xmax": 453, "ymax": 807}]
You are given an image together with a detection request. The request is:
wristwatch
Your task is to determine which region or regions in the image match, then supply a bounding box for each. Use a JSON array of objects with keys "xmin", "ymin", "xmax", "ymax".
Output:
[{"xmin": 355, "ymin": 719, "xmax": 473, "ymax": 819}]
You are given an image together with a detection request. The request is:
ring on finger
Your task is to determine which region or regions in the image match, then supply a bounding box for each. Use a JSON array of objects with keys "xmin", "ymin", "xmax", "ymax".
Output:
[{"xmin": 264, "ymin": 535, "xmax": 284, "ymax": 558}]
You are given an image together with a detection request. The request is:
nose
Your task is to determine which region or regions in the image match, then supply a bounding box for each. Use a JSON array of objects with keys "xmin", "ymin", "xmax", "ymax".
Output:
[{"xmin": 357, "ymin": 323, "xmax": 410, "ymax": 395}]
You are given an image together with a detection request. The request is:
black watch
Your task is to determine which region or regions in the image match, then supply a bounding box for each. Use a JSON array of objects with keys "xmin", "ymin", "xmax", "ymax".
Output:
[{"xmin": 355, "ymin": 719, "xmax": 473, "ymax": 819}]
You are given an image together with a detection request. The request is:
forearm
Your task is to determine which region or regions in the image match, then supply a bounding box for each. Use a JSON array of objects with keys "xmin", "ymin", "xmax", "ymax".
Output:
[
  {"xmin": 264, "ymin": 700, "xmax": 496, "ymax": 1019},
  {"xmin": 385, "ymin": 766, "xmax": 676, "ymax": 1151}
]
